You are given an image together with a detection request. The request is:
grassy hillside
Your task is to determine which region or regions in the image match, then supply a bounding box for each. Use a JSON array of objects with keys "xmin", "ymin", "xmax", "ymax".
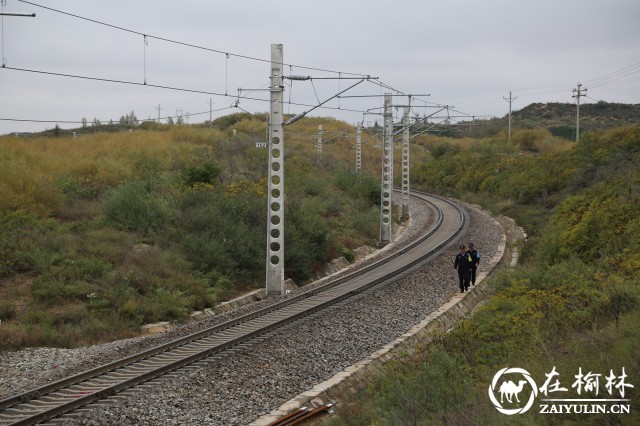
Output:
[
  {"xmin": 0, "ymin": 117, "xmax": 429, "ymax": 350},
  {"xmin": 454, "ymin": 102, "xmax": 640, "ymax": 140},
  {"xmin": 328, "ymin": 125, "xmax": 640, "ymax": 425}
]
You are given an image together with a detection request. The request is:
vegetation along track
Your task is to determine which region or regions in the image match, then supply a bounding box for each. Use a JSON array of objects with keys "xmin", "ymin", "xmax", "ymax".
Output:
[{"xmin": 0, "ymin": 191, "xmax": 464, "ymax": 426}]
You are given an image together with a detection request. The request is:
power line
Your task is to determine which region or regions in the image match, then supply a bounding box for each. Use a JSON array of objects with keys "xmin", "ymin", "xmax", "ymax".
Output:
[
  {"xmin": 1, "ymin": 63, "xmax": 385, "ymax": 126},
  {"xmin": 451, "ymin": 64, "xmax": 640, "ymax": 112},
  {"xmin": 3, "ymin": 15, "xmax": 379, "ymax": 126},
  {"xmin": 1, "ymin": 65, "xmax": 382, "ymax": 116},
  {"xmin": 0, "ymin": 104, "xmax": 236, "ymax": 127},
  {"xmin": 589, "ymin": 64, "xmax": 640, "ymax": 89},
  {"xmin": 8, "ymin": 2, "xmax": 636, "ymax": 133},
  {"xmin": 16, "ymin": 0, "xmax": 370, "ymax": 78},
  {"xmin": 3, "ymin": 4, "xmax": 453, "ymax": 130},
  {"xmin": 584, "ymin": 62, "xmax": 640, "ymax": 88},
  {"xmin": 0, "ymin": 117, "xmax": 82, "ymax": 124}
]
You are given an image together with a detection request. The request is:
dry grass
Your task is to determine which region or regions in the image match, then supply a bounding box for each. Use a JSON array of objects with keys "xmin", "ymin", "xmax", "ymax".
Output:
[{"xmin": 0, "ymin": 129, "xmax": 222, "ymax": 218}]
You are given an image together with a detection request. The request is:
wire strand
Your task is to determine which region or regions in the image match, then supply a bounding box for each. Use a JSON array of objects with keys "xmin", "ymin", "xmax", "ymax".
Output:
[
  {"xmin": 584, "ymin": 62, "xmax": 640, "ymax": 87},
  {"xmin": 1, "ymin": 66, "xmax": 381, "ymax": 124},
  {"xmin": 1, "ymin": 104, "xmax": 236, "ymax": 126},
  {"xmin": 16, "ymin": 0, "xmax": 371, "ymax": 77}
]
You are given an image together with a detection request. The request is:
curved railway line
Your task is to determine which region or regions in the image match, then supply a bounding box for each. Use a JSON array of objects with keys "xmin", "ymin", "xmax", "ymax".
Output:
[{"xmin": 0, "ymin": 191, "xmax": 465, "ymax": 425}]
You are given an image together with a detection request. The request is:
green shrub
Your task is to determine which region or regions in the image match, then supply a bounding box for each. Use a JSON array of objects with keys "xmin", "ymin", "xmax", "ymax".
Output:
[
  {"xmin": 602, "ymin": 278, "xmax": 639, "ymax": 331},
  {"xmin": 141, "ymin": 288, "xmax": 190, "ymax": 322},
  {"xmin": 44, "ymin": 257, "xmax": 111, "ymax": 282},
  {"xmin": 285, "ymin": 205, "xmax": 331, "ymax": 282},
  {"xmin": 182, "ymin": 161, "xmax": 221, "ymax": 187},
  {"xmin": 12, "ymin": 246, "xmax": 55, "ymax": 275},
  {"xmin": 333, "ymin": 168, "xmax": 380, "ymax": 206},
  {"xmin": 431, "ymin": 141, "xmax": 459, "ymax": 159},
  {"xmin": 362, "ymin": 345, "xmax": 472, "ymax": 425},
  {"xmin": 205, "ymin": 277, "xmax": 234, "ymax": 306},
  {"xmin": 32, "ymin": 279, "xmax": 92, "ymax": 305},
  {"xmin": 0, "ymin": 302, "xmax": 17, "ymax": 321},
  {"xmin": 58, "ymin": 174, "xmax": 100, "ymax": 200},
  {"xmin": 332, "ymin": 126, "xmax": 640, "ymax": 426},
  {"xmin": 348, "ymin": 206, "xmax": 379, "ymax": 240},
  {"xmin": 31, "ymin": 257, "xmax": 111, "ymax": 305},
  {"xmin": 174, "ymin": 187, "xmax": 265, "ymax": 283},
  {"xmin": 0, "ymin": 121, "xmax": 389, "ymax": 349},
  {"xmin": 0, "ymin": 210, "xmax": 61, "ymax": 277},
  {"xmin": 340, "ymin": 247, "xmax": 355, "ymax": 263},
  {"xmin": 103, "ymin": 181, "xmax": 171, "ymax": 235}
]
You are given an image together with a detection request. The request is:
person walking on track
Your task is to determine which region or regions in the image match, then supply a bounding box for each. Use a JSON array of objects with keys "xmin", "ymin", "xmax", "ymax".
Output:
[
  {"xmin": 454, "ymin": 245, "xmax": 472, "ymax": 292},
  {"xmin": 468, "ymin": 243, "xmax": 480, "ymax": 286}
]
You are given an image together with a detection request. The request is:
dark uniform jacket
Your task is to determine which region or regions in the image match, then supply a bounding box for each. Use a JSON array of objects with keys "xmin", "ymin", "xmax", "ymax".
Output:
[
  {"xmin": 469, "ymin": 249, "xmax": 480, "ymax": 267},
  {"xmin": 454, "ymin": 251, "xmax": 473, "ymax": 275}
]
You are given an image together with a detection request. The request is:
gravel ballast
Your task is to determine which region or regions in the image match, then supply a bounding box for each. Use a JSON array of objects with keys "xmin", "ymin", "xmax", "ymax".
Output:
[{"xmin": 0, "ymin": 198, "xmax": 504, "ymax": 425}]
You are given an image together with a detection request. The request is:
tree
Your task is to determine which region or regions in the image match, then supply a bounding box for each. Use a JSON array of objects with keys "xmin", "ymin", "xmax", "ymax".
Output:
[
  {"xmin": 82, "ymin": 117, "xmax": 87, "ymax": 128},
  {"xmin": 127, "ymin": 111, "xmax": 138, "ymax": 126}
]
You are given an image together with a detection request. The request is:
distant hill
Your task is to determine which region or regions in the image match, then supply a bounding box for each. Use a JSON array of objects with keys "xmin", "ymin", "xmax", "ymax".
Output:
[
  {"xmin": 459, "ymin": 101, "xmax": 640, "ymax": 139},
  {"xmin": 13, "ymin": 102, "xmax": 639, "ymax": 141}
]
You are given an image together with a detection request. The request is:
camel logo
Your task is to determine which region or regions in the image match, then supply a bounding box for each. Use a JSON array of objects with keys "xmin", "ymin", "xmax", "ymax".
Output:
[
  {"xmin": 488, "ymin": 367, "xmax": 538, "ymax": 415},
  {"xmin": 500, "ymin": 379, "xmax": 527, "ymax": 404}
]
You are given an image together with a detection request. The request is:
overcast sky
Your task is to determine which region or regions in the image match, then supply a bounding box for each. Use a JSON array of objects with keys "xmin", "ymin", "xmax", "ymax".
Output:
[{"xmin": 1, "ymin": 0, "xmax": 639, "ymax": 134}]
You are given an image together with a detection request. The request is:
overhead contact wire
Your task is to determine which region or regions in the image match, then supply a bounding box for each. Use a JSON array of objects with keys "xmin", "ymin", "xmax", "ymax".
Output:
[{"xmin": 16, "ymin": 0, "xmax": 370, "ymax": 77}]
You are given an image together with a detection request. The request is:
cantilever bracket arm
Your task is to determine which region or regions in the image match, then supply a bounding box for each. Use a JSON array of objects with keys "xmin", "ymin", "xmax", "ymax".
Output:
[
  {"xmin": 284, "ymin": 78, "xmax": 367, "ymax": 125},
  {"xmin": 0, "ymin": 12, "xmax": 36, "ymax": 17}
]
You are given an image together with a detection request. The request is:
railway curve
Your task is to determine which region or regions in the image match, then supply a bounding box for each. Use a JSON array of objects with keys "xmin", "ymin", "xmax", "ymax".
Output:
[{"xmin": 0, "ymin": 192, "xmax": 474, "ymax": 425}]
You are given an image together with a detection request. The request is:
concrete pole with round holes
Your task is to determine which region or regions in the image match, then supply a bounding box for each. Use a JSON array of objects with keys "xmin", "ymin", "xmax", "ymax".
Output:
[
  {"xmin": 266, "ymin": 44, "xmax": 285, "ymax": 295},
  {"xmin": 355, "ymin": 123, "xmax": 362, "ymax": 173},
  {"xmin": 401, "ymin": 107, "xmax": 410, "ymax": 221},
  {"xmin": 379, "ymin": 93, "xmax": 393, "ymax": 245},
  {"xmin": 317, "ymin": 124, "xmax": 323, "ymax": 165}
]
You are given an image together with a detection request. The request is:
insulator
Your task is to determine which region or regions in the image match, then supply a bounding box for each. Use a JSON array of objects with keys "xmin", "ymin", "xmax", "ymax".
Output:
[{"xmin": 285, "ymin": 112, "xmax": 306, "ymax": 125}]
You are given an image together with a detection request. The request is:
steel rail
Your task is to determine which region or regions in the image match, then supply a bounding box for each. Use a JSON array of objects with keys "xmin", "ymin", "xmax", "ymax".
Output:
[{"xmin": 0, "ymin": 192, "xmax": 464, "ymax": 426}]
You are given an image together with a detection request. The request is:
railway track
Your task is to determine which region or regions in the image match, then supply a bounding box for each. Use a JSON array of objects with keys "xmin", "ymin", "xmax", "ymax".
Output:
[{"xmin": 0, "ymin": 191, "xmax": 465, "ymax": 425}]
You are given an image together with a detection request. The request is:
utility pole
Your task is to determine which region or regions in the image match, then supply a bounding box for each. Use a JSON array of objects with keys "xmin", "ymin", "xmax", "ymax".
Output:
[
  {"xmin": 401, "ymin": 106, "xmax": 410, "ymax": 221},
  {"xmin": 503, "ymin": 91, "xmax": 516, "ymax": 143},
  {"xmin": 355, "ymin": 123, "xmax": 362, "ymax": 173},
  {"xmin": 379, "ymin": 93, "xmax": 393, "ymax": 246},
  {"xmin": 572, "ymin": 83, "xmax": 587, "ymax": 142},
  {"xmin": 317, "ymin": 124, "xmax": 323, "ymax": 165},
  {"xmin": 155, "ymin": 104, "xmax": 162, "ymax": 123},
  {"xmin": 266, "ymin": 44, "xmax": 285, "ymax": 296},
  {"xmin": 207, "ymin": 98, "xmax": 214, "ymax": 130}
]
